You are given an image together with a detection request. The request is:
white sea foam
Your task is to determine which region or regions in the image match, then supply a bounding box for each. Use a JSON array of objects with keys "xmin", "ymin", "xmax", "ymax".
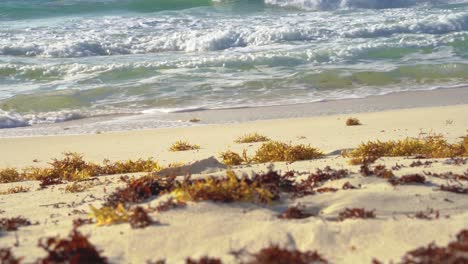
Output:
[
  {"xmin": 1, "ymin": 5, "xmax": 466, "ymax": 58},
  {"xmin": 264, "ymin": 0, "xmax": 459, "ymax": 10},
  {"xmin": 0, "ymin": 110, "xmax": 86, "ymax": 129}
]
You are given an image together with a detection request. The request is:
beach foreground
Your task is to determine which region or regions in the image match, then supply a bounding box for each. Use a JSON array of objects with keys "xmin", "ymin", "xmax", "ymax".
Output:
[{"xmin": 0, "ymin": 104, "xmax": 467, "ymax": 263}]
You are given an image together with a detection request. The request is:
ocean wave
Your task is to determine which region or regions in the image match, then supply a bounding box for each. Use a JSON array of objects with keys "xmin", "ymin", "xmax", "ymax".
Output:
[
  {"xmin": 345, "ymin": 13, "xmax": 468, "ymax": 38},
  {"xmin": 0, "ymin": 0, "xmax": 214, "ymax": 20},
  {"xmin": 264, "ymin": 0, "xmax": 461, "ymax": 10},
  {"xmin": 0, "ymin": 4, "xmax": 466, "ymax": 58},
  {"xmin": 0, "ymin": 109, "xmax": 86, "ymax": 129}
]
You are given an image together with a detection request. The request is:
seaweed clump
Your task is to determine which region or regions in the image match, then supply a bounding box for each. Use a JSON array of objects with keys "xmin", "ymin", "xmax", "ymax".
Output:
[
  {"xmin": 220, "ymin": 150, "xmax": 246, "ymax": 166},
  {"xmin": 437, "ymin": 185, "xmax": 468, "ymax": 194},
  {"xmin": 37, "ymin": 227, "xmax": 108, "ymax": 264},
  {"xmin": 360, "ymin": 164, "xmax": 394, "ymax": 178},
  {"xmin": 169, "ymin": 141, "xmax": 200, "ymax": 152},
  {"xmin": 0, "ymin": 248, "xmax": 22, "ymax": 264},
  {"xmin": 155, "ymin": 198, "xmax": 186, "ymax": 212},
  {"xmin": 0, "ymin": 169, "xmax": 24, "ymax": 183},
  {"xmin": 411, "ymin": 208, "xmax": 440, "ymax": 220},
  {"xmin": 171, "ymin": 171, "xmax": 276, "ymax": 204},
  {"xmin": 344, "ymin": 135, "xmax": 468, "ymax": 165},
  {"xmin": 104, "ymin": 175, "xmax": 175, "ymax": 208},
  {"xmin": 388, "ymin": 174, "xmax": 426, "ymax": 186},
  {"xmin": 399, "ymin": 229, "xmax": 468, "ymax": 264},
  {"xmin": 338, "ymin": 208, "xmax": 376, "ymax": 221},
  {"xmin": 425, "ymin": 171, "xmax": 468, "ymax": 181},
  {"xmin": 220, "ymin": 141, "xmax": 323, "ymax": 165},
  {"xmin": 292, "ymin": 167, "xmax": 349, "ymax": 197},
  {"xmin": 89, "ymin": 204, "xmax": 129, "ymax": 226},
  {"xmin": 253, "ymin": 141, "xmax": 323, "ymax": 163},
  {"xmin": 346, "ymin": 118, "xmax": 361, "ymax": 126},
  {"xmin": 129, "ymin": 207, "xmax": 155, "ymax": 229},
  {"xmin": 234, "ymin": 245, "xmax": 328, "ymax": 264},
  {"xmin": 278, "ymin": 206, "xmax": 314, "ymax": 220},
  {"xmin": 235, "ymin": 133, "xmax": 270, "ymax": 144},
  {"xmin": 0, "ymin": 152, "xmax": 162, "ymax": 184},
  {"xmin": 0, "ymin": 186, "xmax": 30, "ymax": 195},
  {"xmin": 0, "ymin": 216, "xmax": 32, "ymax": 232}
]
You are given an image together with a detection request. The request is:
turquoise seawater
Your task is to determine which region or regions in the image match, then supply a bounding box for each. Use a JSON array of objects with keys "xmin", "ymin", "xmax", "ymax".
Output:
[{"xmin": 1, "ymin": 0, "xmax": 468, "ymax": 128}]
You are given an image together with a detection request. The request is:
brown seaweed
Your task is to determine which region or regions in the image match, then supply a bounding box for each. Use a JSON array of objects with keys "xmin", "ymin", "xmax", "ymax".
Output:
[
  {"xmin": 0, "ymin": 217, "xmax": 33, "ymax": 232},
  {"xmin": 388, "ymin": 174, "xmax": 426, "ymax": 186},
  {"xmin": 338, "ymin": 208, "xmax": 376, "ymax": 221},
  {"xmin": 437, "ymin": 185, "xmax": 468, "ymax": 194},
  {"xmin": 104, "ymin": 175, "xmax": 175, "ymax": 208},
  {"xmin": 411, "ymin": 208, "xmax": 440, "ymax": 220},
  {"xmin": 234, "ymin": 245, "xmax": 328, "ymax": 264},
  {"xmin": 0, "ymin": 248, "xmax": 22, "ymax": 264},
  {"xmin": 37, "ymin": 227, "xmax": 108, "ymax": 264},
  {"xmin": 155, "ymin": 198, "xmax": 187, "ymax": 213},
  {"xmin": 342, "ymin": 182, "xmax": 358, "ymax": 190},
  {"xmin": 277, "ymin": 206, "xmax": 314, "ymax": 220},
  {"xmin": 346, "ymin": 118, "xmax": 362, "ymax": 126},
  {"xmin": 129, "ymin": 207, "xmax": 155, "ymax": 229},
  {"xmin": 316, "ymin": 187, "xmax": 338, "ymax": 193},
  {"xmin": 400, "ymin": 229, "xmax": 468, "ymax": 264}
]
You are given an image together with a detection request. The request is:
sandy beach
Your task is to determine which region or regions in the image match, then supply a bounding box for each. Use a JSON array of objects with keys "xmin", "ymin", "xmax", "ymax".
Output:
[{"xmin": 1, "ymin": 103, "xmax": 467, "ymax": 263}]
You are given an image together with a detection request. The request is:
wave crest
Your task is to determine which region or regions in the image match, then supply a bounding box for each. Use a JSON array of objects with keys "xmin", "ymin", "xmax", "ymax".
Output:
[{"xmin": 265, "ymin": 0, "xmax": 456, "ymax": 10}]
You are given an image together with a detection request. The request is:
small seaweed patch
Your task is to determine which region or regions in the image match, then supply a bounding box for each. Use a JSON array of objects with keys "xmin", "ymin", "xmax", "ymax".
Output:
[
  {"xmin": 344, "ymin": 135, "xmax": 468, "ymax": 165},
  {"xmin": 346, "ymin": 118, "xmax": 361, "ymax": 126},
  {"xmin": 0, "ymin": 216, "xmax": 33, "ymax": 232},
  {"xmin": 104, "ymin": 175, "xmax": 176, "ymax": 208},
  {"xmin": 88, "ymin": 204, "xmax": 129, "ymax": 226},
  {"xmin": 278, "ymin": 206, "xmax": 314, "ymax": 220},
  {"xmin": 411, "ymin": 208, "xmax": 440, "ymax": 220},
  {"xmin": 0, "ymin": 186, "xmax": 30, "ymax": 195},
  {"xmin": 169, "ymin": 141, "xmax": 200, "ymax": 152},
  {"xmin": 171, "ymin": 171, "xmax": 275, "ymax": 204},
  {"xmin": 410, "ymin": 160, "xmax": 434, "ymax": 167},
  {"xmin": 64, "ymin": 182, "xmax": 95, "ymax": 193},
  {"xmin": 399, "ymin": 229, "xmax": 468, "ymax": 263},
  {"xmin": 303, "ymin": 167, "xmax": 349, "ymax": 187},
  {"xmin": 233, "ymin": 245, "xmax": 328, "ymax": 264},
  {"xmin": 388, "ymin": 174, "xmax": 426, "ymax": 186},
  {"xmin": 37, "ymin": 227, "xmax": 108, "ymax": 264},
  {"xmin": 438, "ymin": 185, "xmax": 468, "ymax": 194},
  {"xmin": 253, "ymin": 141, "xmax": 323, "ymax": 163},
  {"xmin": 220, "ymin": 150, "xmax": 246, "ymax": 166},
  {"xmin": 360, "ymin": 164, "xmax": 394, "ymax": 178},
  {"xmin": 235, "ymin": 133, "xmax": 270, "ymax": 144},
  {"xmin": 129, "ymin": 207, "xmax": 155, "ymax": 229},
  {"xmin": 39, "ymin": 177, "xmax": 63, "ymax": 189},
  {"xmin": 0, "ymin": 248, "xmax": 22, "ymax": 264},
  {"xmin": 342, "ymin": 182, "xmax": 358, "ymax": 189},
  {"xmin": 316, "ymin": 187, "xmax": 338, "ymax": 193},
  {"xmin": 444, "ymin": 157, "xmax": 467, "ymax": 165},
  {"xmin": 0, "ymin": 169, "xmax": 24, "ymax": 183},
  {"xmin": 186, "ymin": 257, "xmax": 223, "ymax": 264},
  {"xmin": 0, "ymin": 153, "xmax": 162, "ymax": 184},
  {"xmin": 155, "ymin": 198, "xmax": 186, "ymax": 212},
  {"xmin": 72, "ymin": 218, "xmax": 94, "ymax": 228},
  {"xmin": 338, "ymin": 208, "xmax": 376, "ymax": 221},
  {"xmin": 220, "ymin": 142, "xmax": 323, "ymax": 165},
  {"xmin": 189, "ymin": 118, "xmax": 201, "ymax": 123},
  {"xmin": 425, "ymin": 171, "xmax": 468, "ymax": 181}
]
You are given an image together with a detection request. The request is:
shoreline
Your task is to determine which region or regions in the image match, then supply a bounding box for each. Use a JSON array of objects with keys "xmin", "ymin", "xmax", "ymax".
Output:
[
  {"xmin": 1, "ymin": 86, "xmax": 467, "ymax": 138},
  {"xmin": 1, "ymin": 103, "xmax": 467, "ymax": 169}
]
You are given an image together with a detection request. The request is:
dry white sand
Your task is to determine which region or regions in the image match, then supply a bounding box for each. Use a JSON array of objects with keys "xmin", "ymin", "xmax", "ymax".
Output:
[{"xmin": 0, "ymin": 104, "xmax": 467, "ymax": 263}]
